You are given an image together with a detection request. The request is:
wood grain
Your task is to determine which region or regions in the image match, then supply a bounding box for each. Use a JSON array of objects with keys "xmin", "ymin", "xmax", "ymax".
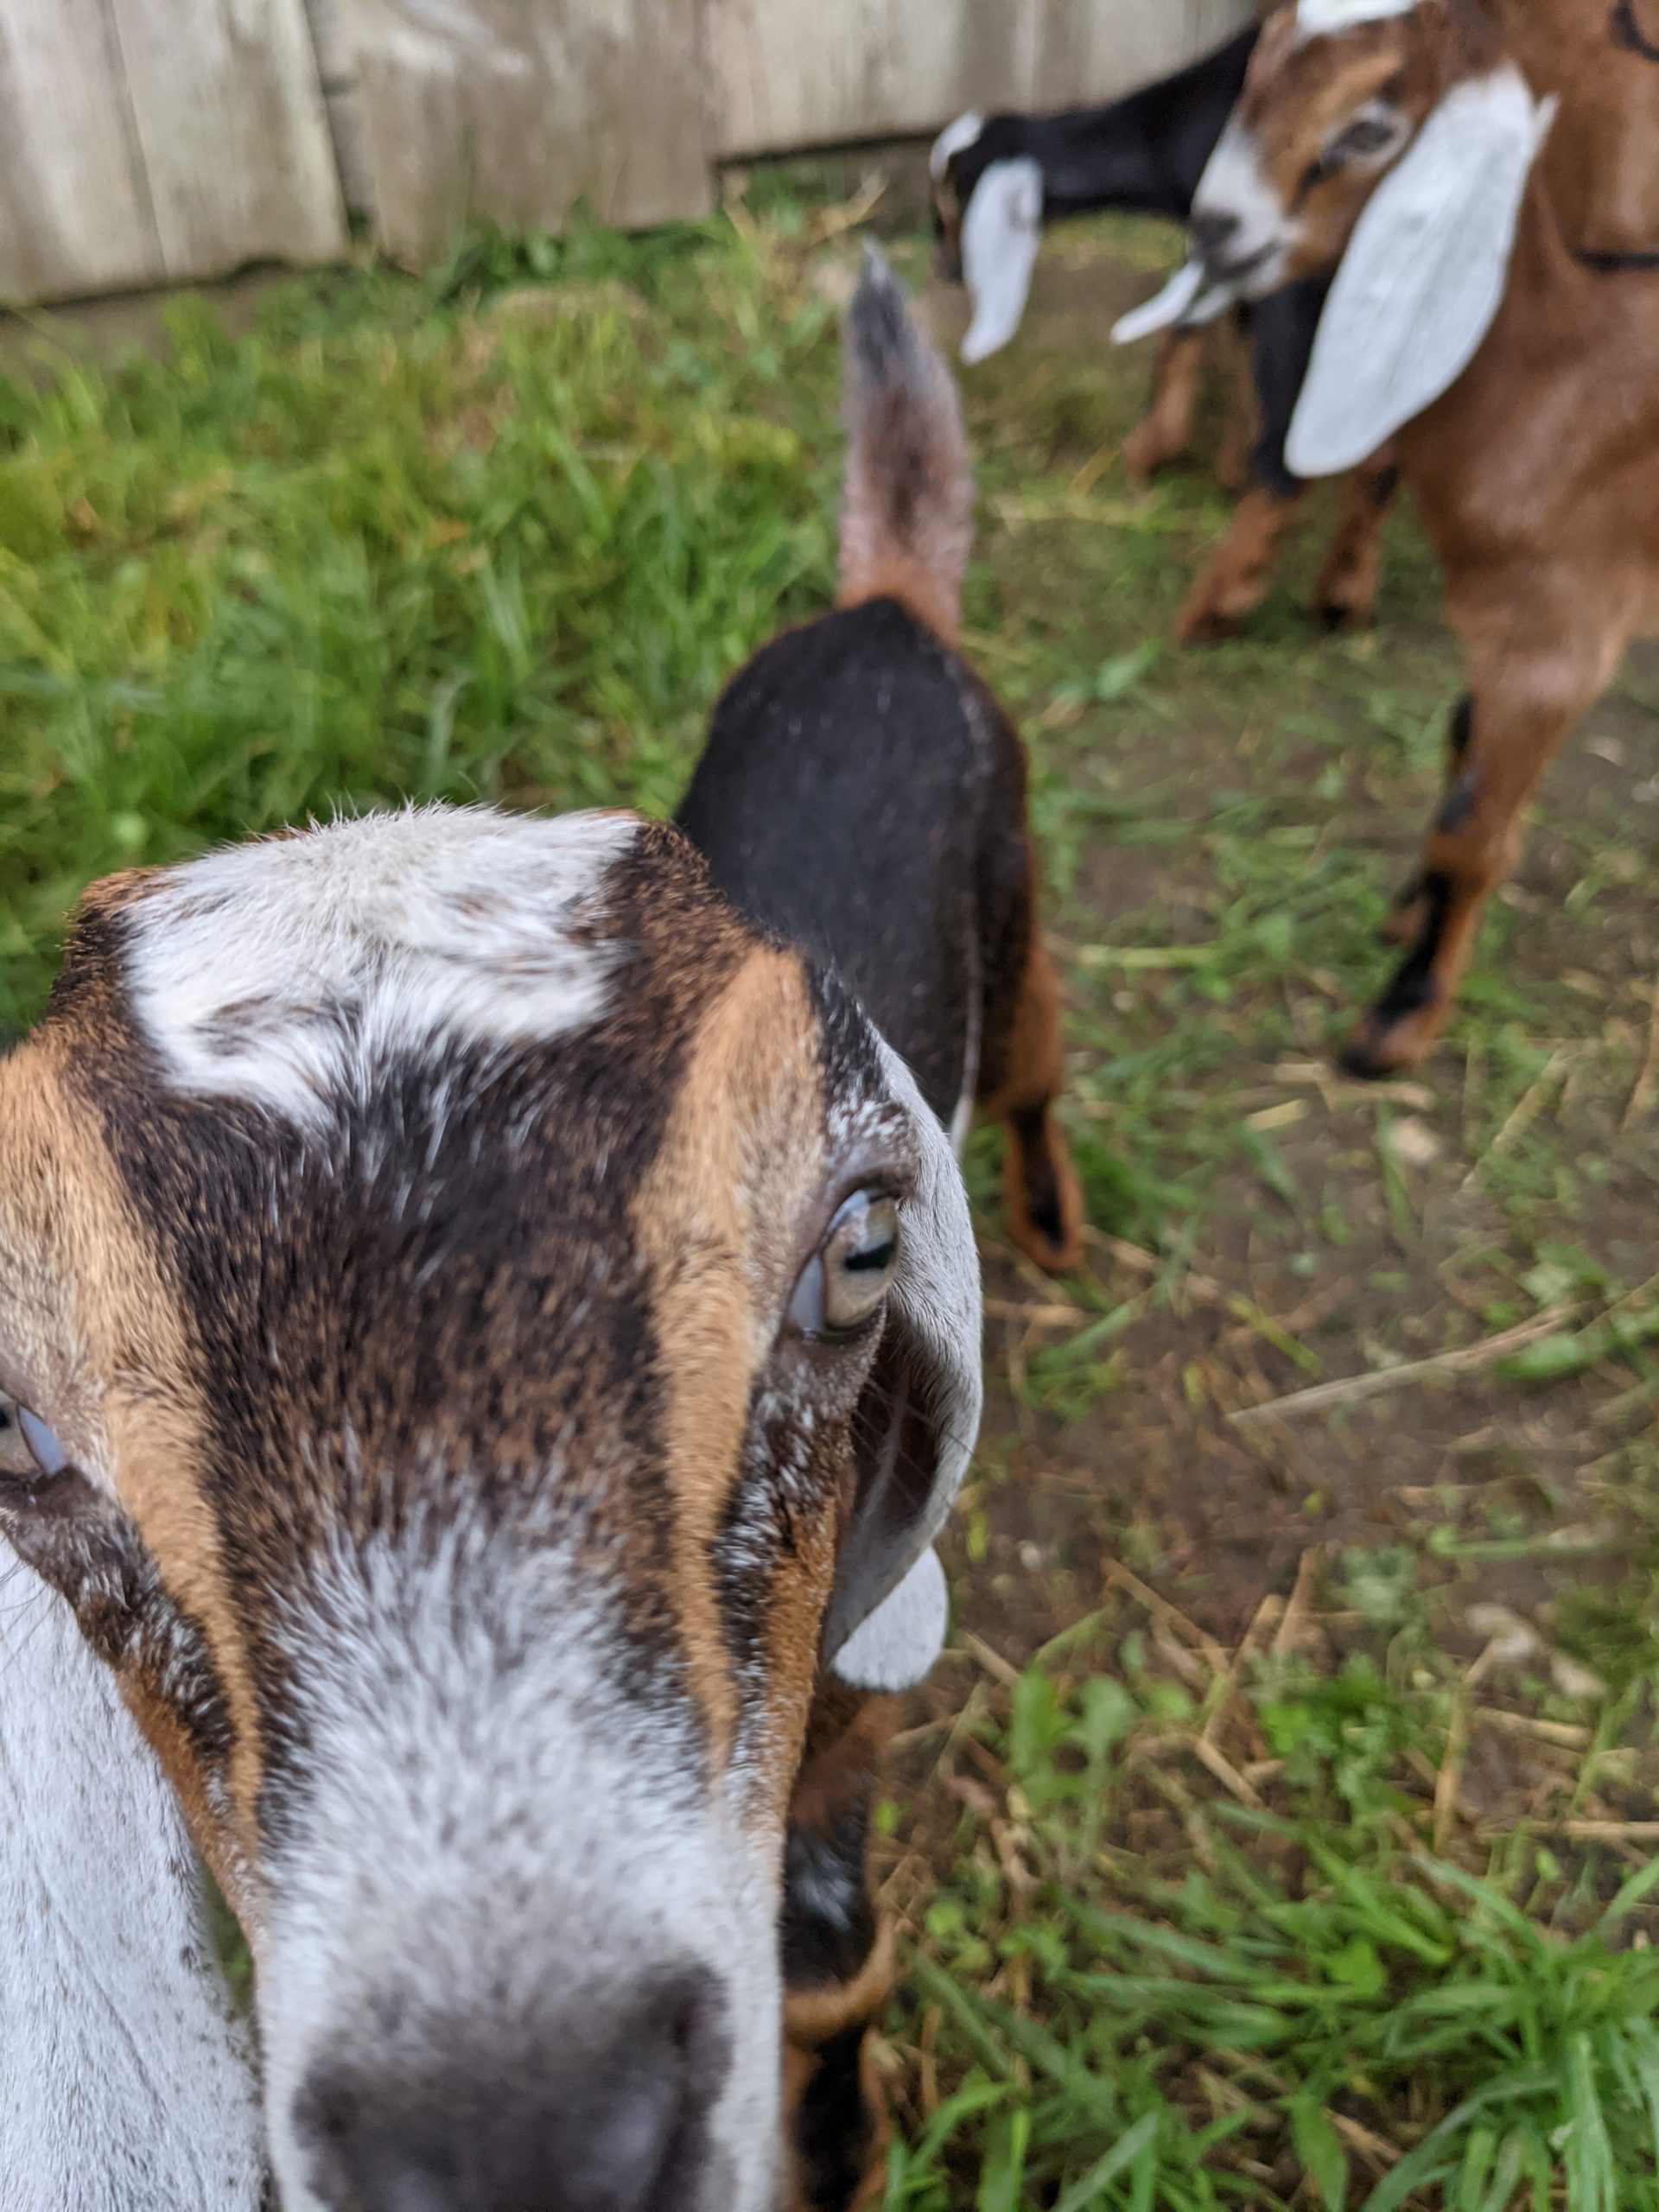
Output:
[{"xmin": 343, "ymin": 0, "xmax": 713, "ymax": 270}]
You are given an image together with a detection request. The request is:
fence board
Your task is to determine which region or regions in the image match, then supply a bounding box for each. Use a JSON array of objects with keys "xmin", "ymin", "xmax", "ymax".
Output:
[
  {"xmin": 0, "ymin": 0, "xmax": 165, "ymax": 302},
  {"xmin": 706, "ymin": 0, "xmax": 1254, "ymax": 160},
  {"xmin": 111, "ymin": 0, "xmax": 347, "ymax": 278},
  {"xmin": 343, "ymin": 0, "xmax": 713, "ymax": 270}
]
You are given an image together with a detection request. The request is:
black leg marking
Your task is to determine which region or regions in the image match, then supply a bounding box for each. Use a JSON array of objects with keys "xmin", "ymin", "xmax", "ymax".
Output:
[
  {"xmin": 794, "ymin": 2025, "xmax": 878, "ymax": 2212},
  {"xmin": 1436, "ymin": 770, "xmax": 1478, "ymax": 836},
  {"xmin": 783, "ymin": 1806, "xmax": 876, "ymax": 1993},
  {"xmin": 1447, "ymin": 693, "xmax": 1474, "ymax": 766},
  {"xmin": 1369, "ymin": 463, "xmax": 1402, "ymax": 509},
  {"xmin": 1373, "ymin": 870, "xmax": 1452, "ymax": 1027},
  {"xmin": 1010, "ymin": 1103, "xmax": 1064, "ymax": 1248}
]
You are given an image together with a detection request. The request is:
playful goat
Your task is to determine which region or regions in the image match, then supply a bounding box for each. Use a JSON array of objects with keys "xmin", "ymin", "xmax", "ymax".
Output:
[
  {"xmin": 0, "ymin": 263, "xmax": 1050, "ymax": 2212},
  {"xmin": 1189, "ymin": 0, "xmax": 1659, "ymax": 1072},
  {"xmin": 931, "ymin": 29, "xmax": 1402, "ymax": 639}
]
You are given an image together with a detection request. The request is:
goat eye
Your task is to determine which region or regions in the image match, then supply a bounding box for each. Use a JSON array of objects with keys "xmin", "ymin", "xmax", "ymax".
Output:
[
  {"xmin": 790, "ymin": 1192, "xmax": 900, "ymax": 1339},
  {"xmin": 1332, "ymin": 111, "xmax": 1400, "ymax": 161},
  {"xmin": 14, "ymin": 1405, "xmax": 70, "ymax": 1479}
]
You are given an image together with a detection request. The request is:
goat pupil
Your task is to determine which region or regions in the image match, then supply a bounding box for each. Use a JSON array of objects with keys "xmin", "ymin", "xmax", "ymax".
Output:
[{"xmin": 846, "ymin": 1238, "xmax": 895, "ymax": 1274}]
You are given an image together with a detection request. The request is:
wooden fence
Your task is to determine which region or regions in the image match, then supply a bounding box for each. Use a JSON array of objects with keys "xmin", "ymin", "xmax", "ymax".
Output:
[{"xmin": 0, "ymin": 0, "xmax": 1249, "ymax": 306}]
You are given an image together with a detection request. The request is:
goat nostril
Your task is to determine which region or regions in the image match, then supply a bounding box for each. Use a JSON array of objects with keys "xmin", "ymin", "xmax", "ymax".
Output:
[{"xmin": 1191, "ymin": 208, "xmax": 1242, "ymax": 261}]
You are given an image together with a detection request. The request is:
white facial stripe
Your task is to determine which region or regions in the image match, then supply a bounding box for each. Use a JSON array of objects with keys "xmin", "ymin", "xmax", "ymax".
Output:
[
  {"xmin": 1295, "ymin": 0, "xmax": 1417, "ymax": 32},
  {"xmin": 959, "ymin": 156, "xmax": 1044, "ymax": 365},
  {"xmin": 123, "ymin": 805, "xmax": 641, "ymax": 1130},
  {"xmin": 1195, "ymin": 119, "xmax": 1287, "ymax": 236},
  {"xmin": 261, "ymin": 1533, "xmax": 780, "ymax": 2212},
  {"xmin": 931, "ymin": 109, "xmax": 984, "ymax": 180}
]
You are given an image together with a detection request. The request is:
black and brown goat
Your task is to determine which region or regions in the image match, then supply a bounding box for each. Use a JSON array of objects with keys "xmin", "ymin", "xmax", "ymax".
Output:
[
  {"xmin": 1189, "ymin": 0, "xmax": 1659, "ymax": 1071},
  {"xmin": 930, "ymin": 30, "xmax": 1402, "ymax": 639},
  {"xmin": 680, "ymin": 249, "xmax": 1084, "ymax": 1287}
]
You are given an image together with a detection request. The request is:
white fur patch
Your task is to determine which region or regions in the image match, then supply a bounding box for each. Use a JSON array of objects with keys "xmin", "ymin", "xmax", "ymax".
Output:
[
  {"xmin": 124, "ymin": 805, "xmax": 640, "ymax": 1131},
  {"xmin": 931, "ymin": 110, "xmax": 984, "ymax": 180},
  {"xmin": 1296, "ymin": 0, "xmax": 1418, "ymax": 32},
  {"xmin": 959, "ymin": 156, "xmax": 1044, "ymax": 364},
  {"xmin": 0, "ymin": 1551, "xmax": 264, "ymax": 2211},
  {"xmin": 260, "ymin": 1533, "xmax": 782, "ymax": 2212},
  {"xmin": 1191, "ymin": 120, "xmax": 1293, "ymax": 296}
]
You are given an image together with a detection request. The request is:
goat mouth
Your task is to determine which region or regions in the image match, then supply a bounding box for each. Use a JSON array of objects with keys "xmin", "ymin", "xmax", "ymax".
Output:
[{"xmin": 1202, "ymin": 241, "xmax": 1280, "ymax": 289}]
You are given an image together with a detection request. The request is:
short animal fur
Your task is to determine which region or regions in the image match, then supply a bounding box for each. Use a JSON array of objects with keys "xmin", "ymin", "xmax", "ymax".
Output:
[
  {"xmin": 679, "ymin": 247, "xmax": 1084, "ymax": 1282},
  {"xmin": 1189, "ymin": 0, "xmax": 1659, "ymax": 1070}
]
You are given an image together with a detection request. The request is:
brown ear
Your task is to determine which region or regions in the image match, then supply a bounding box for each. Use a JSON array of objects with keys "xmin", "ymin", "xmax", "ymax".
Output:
[
  {"xmin": 0, "ymin": 1548, "xmax": 266, "ymax": 2203},
  {"xmin": 824, "ymin": 1042, "xmax": 981, "ymax": 1694}
]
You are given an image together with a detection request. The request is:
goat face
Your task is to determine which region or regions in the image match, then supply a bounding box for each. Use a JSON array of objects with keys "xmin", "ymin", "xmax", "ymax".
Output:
[
  {"xmin": 1190, "ymin": 0, "xmax": 1492, "ymax": 296},
  {"xmin": 0, "ymin": 807, "xmax": 980, "ymax": 2212}
]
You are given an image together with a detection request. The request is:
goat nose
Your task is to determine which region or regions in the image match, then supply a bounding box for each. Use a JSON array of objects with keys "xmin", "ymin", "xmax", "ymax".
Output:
[
  {"xmin": 1191, "ymin": 207, "xmax": 1242, "ymax": 264},
  {"xmin": 296, "ymin": 1970, "xmax": 725, "ymax": 2212}
]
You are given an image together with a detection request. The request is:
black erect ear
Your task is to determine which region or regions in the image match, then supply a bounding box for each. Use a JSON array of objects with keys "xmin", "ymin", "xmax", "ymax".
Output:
[
  {"xmin": 0, "ymin": 1548, "xmax": 266, "ymax": 2204},
  {"xmin": 824, "ymin": 1041, "xmax": 982, "ymax": 1694}
]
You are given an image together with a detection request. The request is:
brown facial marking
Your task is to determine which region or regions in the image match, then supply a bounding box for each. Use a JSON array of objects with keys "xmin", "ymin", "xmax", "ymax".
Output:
[
  {"xmin": 0, "ymin": 1027, "xmax": 265, "ymax": 1898},
  {"xmin": 634, "ymin": 944, "xmax": 836, "ymax": 1808},
  {"xmin": 1243, "ymin": 4, "xmax": 1496, "ymax": 280}
]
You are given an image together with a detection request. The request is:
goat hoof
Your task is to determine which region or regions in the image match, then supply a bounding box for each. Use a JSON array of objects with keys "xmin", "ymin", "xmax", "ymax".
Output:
[
  {"xmin": 1338, "ymin": 1007, "xmax": 1435, "ymax": 1080},
  {"xmin": 1314, "ymin": 598, "xmax": 1371, "ymax": 634},
  {"xmin": 1120, "ymin": 429, "xmax": 1175, "ymax": 485},
  {"xmin": 1003, "ymin": 1135, "xmax": 1084, "ymax": 1276},
  {"xmin": 1177, "ymin": 601, "xmax": 1245, "ymax": 648}
]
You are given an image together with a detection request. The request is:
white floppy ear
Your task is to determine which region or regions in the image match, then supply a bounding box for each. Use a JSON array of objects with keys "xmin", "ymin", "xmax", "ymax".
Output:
[
  {"xmin": 959, "ymin": 156, "xmax": 1044, "ymax": 364},
  {"xmin": 1287, "ymin": 67, "xmax": 1557, "ymax": 476},
  {"xmin": 826, "ymin": 1039, "xmax": 981, "ymax": 1694},
  {"xmin": 0, "ymin": 1548, "xmax": 266, "ymax": 2209}
]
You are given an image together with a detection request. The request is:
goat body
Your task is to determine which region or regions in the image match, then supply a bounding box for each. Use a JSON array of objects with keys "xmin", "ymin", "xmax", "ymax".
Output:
[{"xmin": 1191, "ymin": 0, "xmax": 1659, "ymax": 1071}]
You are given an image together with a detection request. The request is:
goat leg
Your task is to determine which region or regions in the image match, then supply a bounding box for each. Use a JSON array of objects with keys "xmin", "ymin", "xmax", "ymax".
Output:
[
  {"xmin": 1313, "ymin": 451, "xmax": 1400, "ymax": 632},
  {"xmin": 1178, "ymin": 485, "xmax": 1306, "ymax": 644},
  {"xmin": 1344, "ymin": 637, "xmax": 1605, "ymax": 1075},
  {"xmin": 1122, "ymin": 327, "xmax": 1209, "ymax": 483},
  {"xmin": 977, "ymin": 925, "xmax": 1084, "ymax": 1274},
  {"xmin": 781, "ymin": 1686, "xmax": 898, "ymax": 2212}
]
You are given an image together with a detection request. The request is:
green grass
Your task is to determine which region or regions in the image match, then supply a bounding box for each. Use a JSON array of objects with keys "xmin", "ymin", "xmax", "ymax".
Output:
[{"xmin": 4, "ymin": 192, "xmax": 1657, "ymax": 2209}]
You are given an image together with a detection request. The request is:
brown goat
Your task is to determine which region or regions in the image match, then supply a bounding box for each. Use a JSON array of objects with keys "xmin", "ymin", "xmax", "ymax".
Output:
[{"xmin": 1190, "ymin": 0, "xmax": 1659, "ymax": 1073}]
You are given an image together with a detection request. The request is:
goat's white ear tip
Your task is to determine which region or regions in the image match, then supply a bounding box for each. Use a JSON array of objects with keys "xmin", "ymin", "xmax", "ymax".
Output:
[{"xmin": 931, "ymin": 110, "xmax": 984, "ymax": 179}]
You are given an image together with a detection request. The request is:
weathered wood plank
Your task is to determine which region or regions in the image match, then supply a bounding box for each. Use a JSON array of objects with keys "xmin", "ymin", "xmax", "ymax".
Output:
[
  {"xmin": 111, "ymin": 0, "xmax": 347, "ymax": 280},
  {"xmin": 706, "ymin": 0, "xmax": 1254, "ymax": 161},
  {"xmin": 0, "ymin": 0, "xmax": 165, "ymax": 303},
  {"xmin": 1027, "ymin": 0, "xmax": 1255, "ymax": 111},
  {"xmin": 304, "ymin": 0, "xmax": 378, "ymax": 217},
  {"xmin": 344, "ymin": 0, "xmax": 713, "ymax": 270}
]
